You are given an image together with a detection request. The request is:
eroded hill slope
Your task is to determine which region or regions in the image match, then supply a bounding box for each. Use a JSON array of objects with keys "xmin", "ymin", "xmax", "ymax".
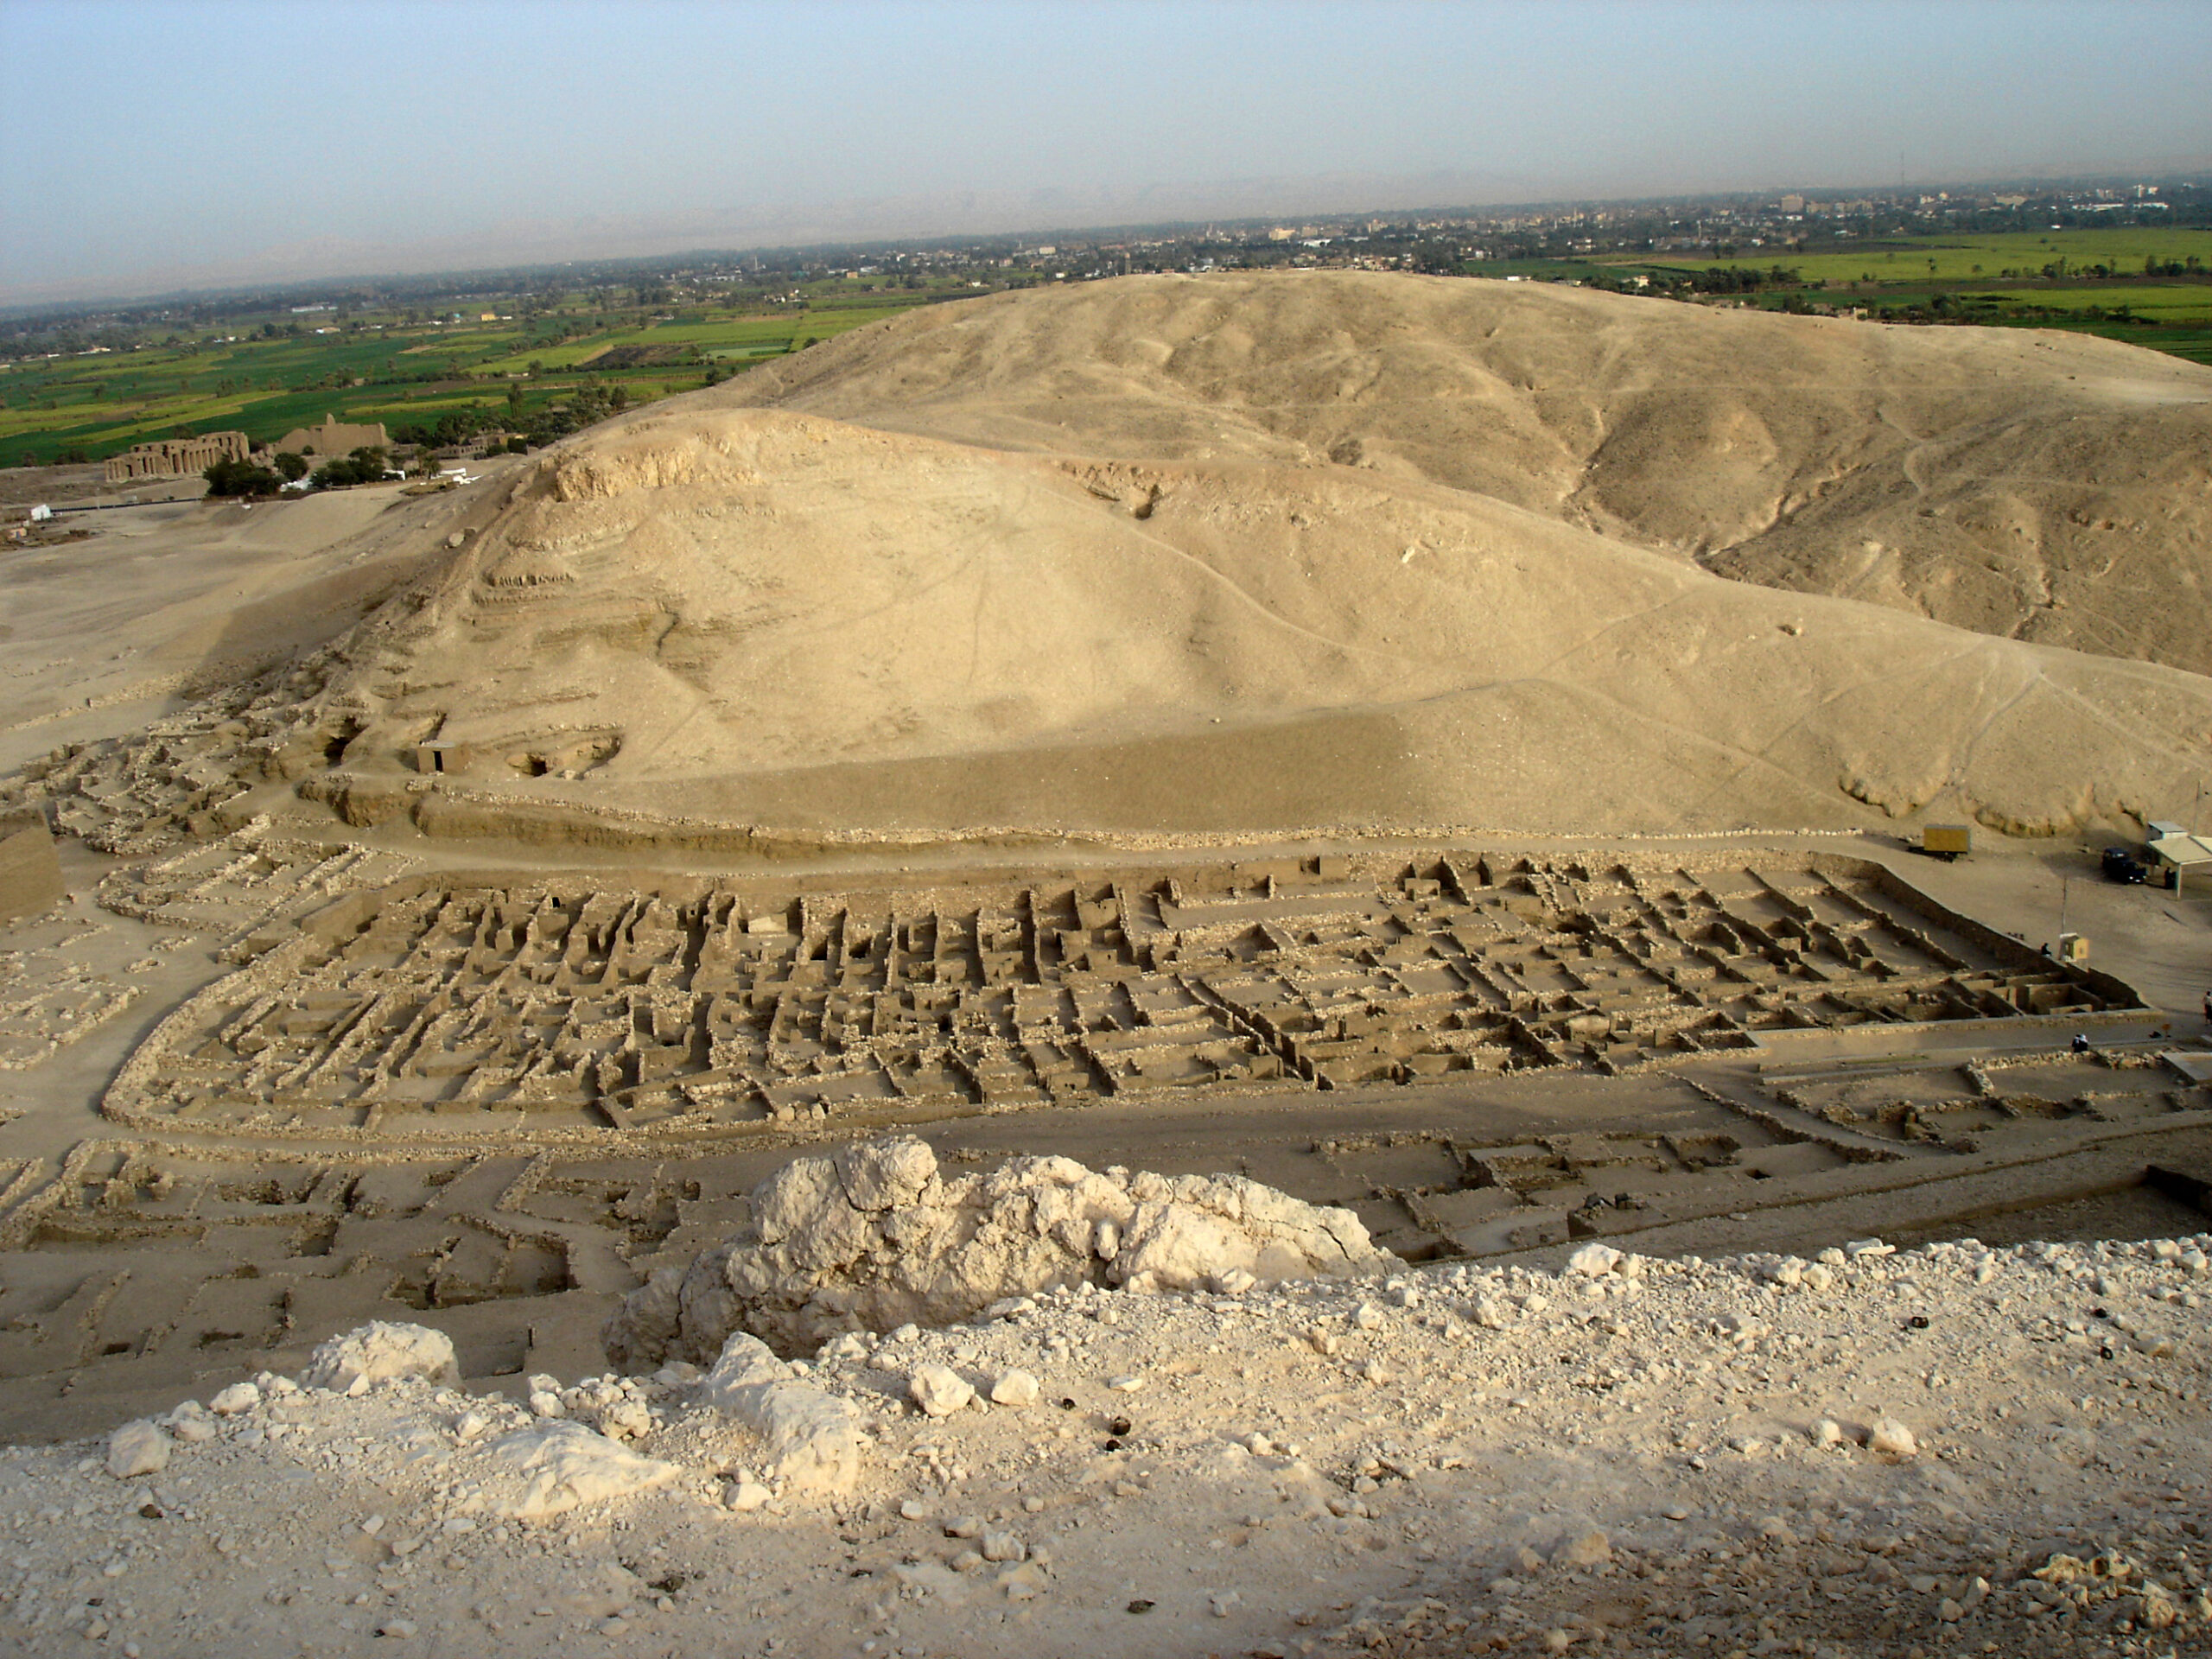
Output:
[
  {"xmin": 236, "ymin": 404, "xmax": 2212, "ymax": 845},
  {"xmin": 724, "ymin": 271, "xmax": 2212, "ymax": 677}
]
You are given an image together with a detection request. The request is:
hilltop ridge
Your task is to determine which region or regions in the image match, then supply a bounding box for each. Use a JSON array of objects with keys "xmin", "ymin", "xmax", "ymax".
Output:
[{"xmin": 731, "ymin": 270, "xmax": 2212, "ymax": 677}]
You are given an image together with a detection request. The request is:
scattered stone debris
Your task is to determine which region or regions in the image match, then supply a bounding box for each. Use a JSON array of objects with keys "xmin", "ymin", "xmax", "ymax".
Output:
[{"xmin": 0, "ymin": 1228, "xmax": 2202, "ymax": 1656}]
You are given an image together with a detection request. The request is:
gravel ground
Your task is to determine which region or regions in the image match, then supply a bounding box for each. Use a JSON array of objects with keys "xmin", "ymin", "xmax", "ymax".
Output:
[{"xmin": 1, "ymin": 1232, "xmax": 2207, "ymax": 1659}]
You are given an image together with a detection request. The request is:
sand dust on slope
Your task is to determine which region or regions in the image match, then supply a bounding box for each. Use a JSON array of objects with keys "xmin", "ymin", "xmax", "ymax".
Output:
[
  {"xmin": 264, "ymin": 403, "xmax": 2212, "ymax": 847},
  {"xmin": 729, "ymin": 270, "xmax": 2212, "ymax": 677},
  {"xmin": 0, "ymin": 476, "xmax": 505, "ymax": 772}
]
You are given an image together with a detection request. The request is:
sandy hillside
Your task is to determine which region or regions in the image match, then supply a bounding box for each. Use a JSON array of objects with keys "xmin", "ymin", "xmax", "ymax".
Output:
[
  {"xmin": 253, "ymin": 400, "xmax": 2212, "ymax": 845},
  {"xmin": 0, "ymin": 478, "xmax": 498, "ymax": 773},
  {"xmin": 725, "ymin": 270, "xmax": 2212, "ymax": 677}
]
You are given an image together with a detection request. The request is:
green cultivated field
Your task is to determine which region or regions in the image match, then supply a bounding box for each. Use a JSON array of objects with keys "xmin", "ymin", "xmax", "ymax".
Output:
[
  {"xmin": 1625, "ymin": 226, "xmax": 2212, "ymax": 286},
  {"xmin": 469, "ymin": 303, "xmax": 900, "ymax": 373},
  {"xmin": 7, "ymin": 230, "xmax": 2209, "ymax": 469},
  {"xmin": 1591, "ymin": 226, "xmax": 2212, "ymax": 365},
  {"xmin": 1960, "ymin": 283, "xmax": 2212, "ymax": 317},
  {"xmin": 0, "ymin": 288, "xmax": 954, "ymax": 468}
]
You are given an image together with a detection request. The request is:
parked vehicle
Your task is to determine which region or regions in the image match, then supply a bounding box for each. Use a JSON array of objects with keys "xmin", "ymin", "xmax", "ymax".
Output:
[
  {"xmin": 2101, "ymin": 846, "xmax": 2149, "ymax": 884},
  {"xmin": 1921, "ymin": 823, "xmax": 1971, "ymax": 861}
]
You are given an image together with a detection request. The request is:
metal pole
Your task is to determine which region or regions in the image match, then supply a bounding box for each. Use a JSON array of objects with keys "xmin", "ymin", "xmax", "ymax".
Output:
[{"xmin": 2057, "ymin": 875, "xmax": 2069, "ymax": 939}]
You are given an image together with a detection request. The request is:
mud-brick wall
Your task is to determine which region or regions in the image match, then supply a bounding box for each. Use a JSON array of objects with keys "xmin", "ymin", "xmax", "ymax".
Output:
[{"xmin": 0, "ymin": 809, "xmax": 64, "ymax": 925}]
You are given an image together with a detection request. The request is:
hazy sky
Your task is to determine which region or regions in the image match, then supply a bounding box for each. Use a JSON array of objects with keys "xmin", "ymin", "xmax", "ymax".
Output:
[{"xmin": 3, "ymin": 0, "xmax": 2208, "ymax": 302}]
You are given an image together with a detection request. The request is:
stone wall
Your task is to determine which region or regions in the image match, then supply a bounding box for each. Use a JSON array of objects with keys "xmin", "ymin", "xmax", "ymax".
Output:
[
  {"xmin": 102, "ymin": 431, "xmax": 249, "ymax": 483},
  {"xmin": 268, "ymin": 415, "xmax": 390, "ymax": 457},
  {"xmin": 99, "ymin": 851, "xmax": 2139, "ymax": 1140},
  {"xmin": 0, "ymin": 808, "xmax": 64, "ymax": 925}
]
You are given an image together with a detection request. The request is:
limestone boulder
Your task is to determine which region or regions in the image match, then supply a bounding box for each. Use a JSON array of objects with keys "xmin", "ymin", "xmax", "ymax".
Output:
[
  {"xmin": 696, "ymin": 1333, "xmax": 861, "ymax": 1495},
  {"xmin": 606, "ymin": 1137, "xmax": 1387, "ymax": 1366},
  {"xmin": 106, "ymin": 1420, "xmax": 170, "ymax": 1479},
  {"xmin": 486, "ymin": 1421, "xmax": 683, "ymax": 1521},
  {"xmin": 301, "ymin": 1321, "xmax": 461, "ymax": 1394}
]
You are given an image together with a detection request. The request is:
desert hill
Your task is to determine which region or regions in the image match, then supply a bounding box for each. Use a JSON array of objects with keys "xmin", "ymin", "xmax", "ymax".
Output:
[
  {"xmin": 725, "ymin": 270, "xmax": 2212, "ymax": 677},
  {"xmin": 257, "ymin": 396, "xmax": 2212, "ymax": 846}
]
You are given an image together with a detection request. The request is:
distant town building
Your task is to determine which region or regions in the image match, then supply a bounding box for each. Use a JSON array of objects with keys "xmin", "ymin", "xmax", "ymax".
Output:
[
  {"xmin": 103, "ymin": 431, "xmax": 249, "ymax": 483},
  {"xmin": 268, "ymin": 413, "xmax": 390, "ymax": 457}
]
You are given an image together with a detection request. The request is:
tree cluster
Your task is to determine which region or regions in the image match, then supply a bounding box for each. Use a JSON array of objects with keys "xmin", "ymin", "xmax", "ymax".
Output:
[
  {"xmin": 203, "ymin": 456, "xmax": 283, "ymax": 497},
  {"xmin": 510, "ymin": 378, "xmax": 629, "ymax": 447},
  {"xmin": 389, "ymin": 404, "xmax": 500, "ymax": 449},
  {"xmin": 1688, "ymin": 264, "xmax": 1802, "ymax": 295},
  {"xmin": 308, "ymin": 445, "xmax": 391, "ymax": 488}
]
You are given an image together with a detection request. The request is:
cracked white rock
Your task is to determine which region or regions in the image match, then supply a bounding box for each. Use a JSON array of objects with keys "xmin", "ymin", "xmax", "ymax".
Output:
[
  {"xmin": 165, "ymin": 1402, "xmax": 216, "ymax": 1444},
  {"xmin": 106, "ymin": 1421, "xmax": 170, "ymax": 1479},
  {"xmin": 300, "ymin": 1322, "xmax": 459, "ymax": 1395},
  {"xmin": 909, "ymin": 1364, "xmax": 975, "ymax": 1419},
  {"xmin": 485, "ymin": 1421, "xmax": 682, "ymax": 1521},
  {"xmin": 1567, "ymin": 1243, "xmax": 1624, "ymax": 1277},
  {"xmin": 989, "ymin": 1370, "xmax": 1040, "ymax": 1408},
  {"xmin": 604, "ymin": 1137, "xmax": 1385, "ymax": 1365},
  {"xmin": 699, "ymin": 1333, "xmax": 861, "ymax": 1494},
  {"xmin": 209, "ymin": 1382, "xmax": 261, "ymax": 1416}
]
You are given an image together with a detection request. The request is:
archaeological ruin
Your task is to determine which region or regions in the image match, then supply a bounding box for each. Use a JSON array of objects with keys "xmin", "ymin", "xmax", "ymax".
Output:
[
  {"xmin": 100, "ymin": 851, "xmax": 2139, "ymax": 1143},
  {"xmin": 265, "ymin": 414, "xmax": 391, "ymax": 458},
  {"xmin": 0, "ymin": 831, "xmax": 2196, "ymax": 1427},
  {"xmin": 100, "ymin": 430, "xmax": 249, "ymax": 483}
]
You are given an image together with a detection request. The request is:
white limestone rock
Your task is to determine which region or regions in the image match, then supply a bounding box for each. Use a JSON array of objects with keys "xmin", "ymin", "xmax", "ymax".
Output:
[
  {"xmin": 726, "ymin": 1479, "xmax": 773, "ymax": 1513},
  {"xmin": 1566, "ymin": 1243, "xmax": 1623, "ymax": 1277},
  {"xmin": 606, "ymin": 1137, "xmax": 1388, "ymax": 1365},
  {"xmin": 909, "ymin": 1364, "xmax": 975, "ymax": 1419},
  {"xmin": 105, "ymin": 1421, "xmax": 170, "ymax": 1479},
  {"xmin": 208, "ymin": 1382, "xmax": 262, "ymax": 1416},
  {"xmin": 989, "ymin": 1370, "xmax": 1041, "ymax": 1408},
  {"xmin": 1471, "ymin": 1295, "xmax": 1513, "ymax": 1328},
  {"xmin": 164, "ymin": 1401, "xmax": 216, "ymax": 1444},
  {"xmin": 697, "ymin": 1332, "xmax": 861, "ymax": 1494},
  {"xmin": 301, "ymin": 1322, "xmax": 460, "ymax": 1395},
  {"xmin": 1867, "ymin": 1416, "xmax": 1920, "ymax": 1459},
  {"xmin": 485, "ymin": 1421, "xmax": 682, "ymax": 1521}
]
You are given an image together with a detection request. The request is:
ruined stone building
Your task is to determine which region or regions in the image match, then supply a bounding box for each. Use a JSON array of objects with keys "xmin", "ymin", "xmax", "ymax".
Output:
[
  {"xmin": 268, "ymin": 414, "xmax": 390, "ymax": 456},
  {"xmin": 102, "ymin": 430, "xmax": 249, "ymax": 483}
]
